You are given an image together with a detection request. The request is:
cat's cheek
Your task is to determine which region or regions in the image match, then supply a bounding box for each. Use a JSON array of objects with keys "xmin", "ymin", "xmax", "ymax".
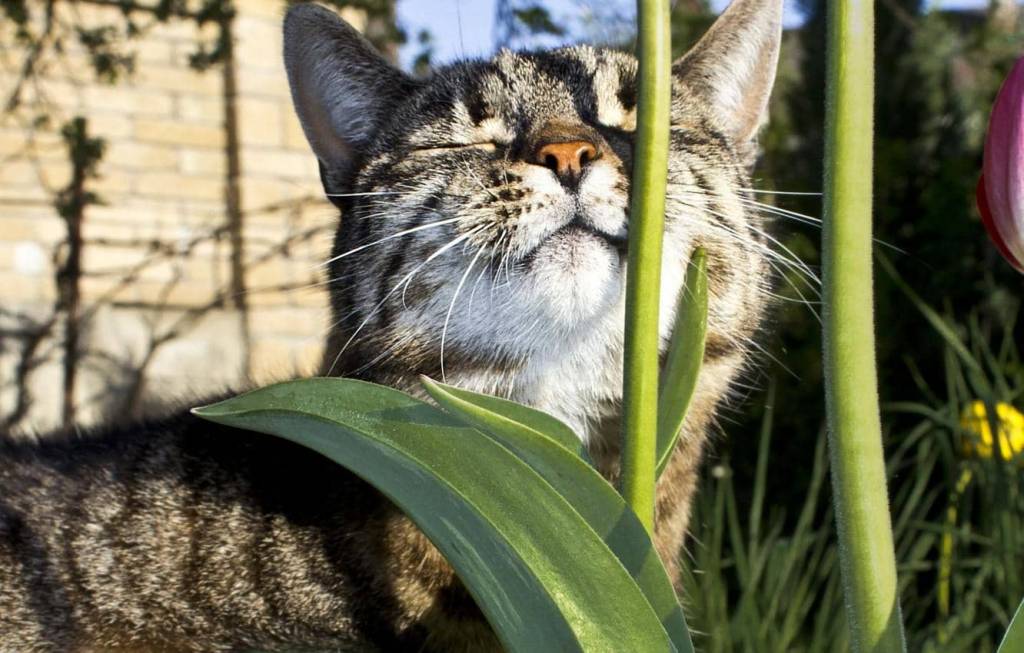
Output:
[
  {"xmin": 577, "ymin": 163, "xmax": 629, "ymax": 236},
  {"xmin": 523, "ymin": 231, "xmax": 623, "ymax": 326}
]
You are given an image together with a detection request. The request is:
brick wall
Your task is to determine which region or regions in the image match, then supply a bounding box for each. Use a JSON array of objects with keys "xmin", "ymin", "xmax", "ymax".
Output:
[{"xmin": 0, "ymin": 1, "xmax": 365, "ymax": 434}]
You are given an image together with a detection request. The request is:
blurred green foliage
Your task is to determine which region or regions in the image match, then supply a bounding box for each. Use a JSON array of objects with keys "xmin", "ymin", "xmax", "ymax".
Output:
[
  {"xmin": 683, "ymin": 299, "xmax": 1023, "ymax": 651},
  {"xmin": 676, "ymin": 1, "xmax": 1024, "ymax": 648}
]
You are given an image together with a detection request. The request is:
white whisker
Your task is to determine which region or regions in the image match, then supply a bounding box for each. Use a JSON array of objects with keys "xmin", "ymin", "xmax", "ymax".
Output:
[
  {"xmin": 325, "ymin": 227, "xmax": 483, "ymax": 376},
  {"xmin": 317, "ymin": 217, "xmax": 459, "ymax": 268},
  {"xmin": 736, "ymin": 187, "xmax": 822, "ymax": 196},
  {"xmin": 440, "ymin": 244, "xmax": 486, "ymax": 381}
]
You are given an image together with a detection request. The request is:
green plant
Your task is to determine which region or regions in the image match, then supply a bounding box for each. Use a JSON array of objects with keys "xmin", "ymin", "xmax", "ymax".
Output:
[
  {"xmin": 620, "ymin": 0, "xmax": 673, "ymax": 532},
  {"xmin": 820, "ymin": 0, "xmax": 905, "ymax": 649}
]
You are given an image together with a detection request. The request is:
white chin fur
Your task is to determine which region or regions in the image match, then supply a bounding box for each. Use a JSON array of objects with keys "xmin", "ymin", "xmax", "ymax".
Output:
[{"xmin": 525, "ymin": 229, "xmax": 623, "ymax": 327}]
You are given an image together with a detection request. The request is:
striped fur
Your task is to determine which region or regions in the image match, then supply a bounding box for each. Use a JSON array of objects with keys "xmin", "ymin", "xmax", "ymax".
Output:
[{"xmin": 0, "ymin": 1, "xmax": 782, "ymax": 650}]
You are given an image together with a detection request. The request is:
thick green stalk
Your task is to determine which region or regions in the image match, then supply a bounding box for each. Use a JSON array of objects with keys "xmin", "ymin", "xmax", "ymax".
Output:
[
  {"xmin": 620, "ymin": 0, "xmax": 671, "ymax": 533},
  {"xmin": 822, "ymin": 1, "xmax": 906, "ymax": 651}
]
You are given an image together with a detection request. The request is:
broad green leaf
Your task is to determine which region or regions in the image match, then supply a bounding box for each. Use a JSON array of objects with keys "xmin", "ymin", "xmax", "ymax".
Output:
[
  {"xmin": 418, "ymin": 375, "xmax": 592, "ymax": 465},
  {"xmin": 998, "ymin": 596, "xmax": 1024, "ymax": 653},
  {"xmin": 421, "ymin": 377, "xmax": 694, "ymax": 653},
  {"xmin": 194, "ymin": 378, "xmax": 674, "ymax": 653},
  {"xmin": 656, "ymin": 247, "xmax": 708, "ymax": 477}
]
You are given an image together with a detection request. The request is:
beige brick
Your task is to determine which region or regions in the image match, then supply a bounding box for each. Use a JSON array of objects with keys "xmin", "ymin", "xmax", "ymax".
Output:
[
  {"xmin": 237, "ymin": 97, "xmax": 282, "ymax": 147},
  {"xmin": 238, "ymin": 178, "xmax": 291, "ymax": 213},
  {"xmin": 87, "ymin": 113, "xmax": 135, "ymax": 140},
  {"xmin": 152, "ymin": 19, "xmax": 204, "ymax": 42},
  {"xmin": 135, "ymin": 119, "xmax": 226, "ymax": 148},
  {"xmin": 51, "ymin": 53, "xmax": 97, "ymax": 82},
  {"xmin": 89, "ymin": 172, "xmax": 134, "ymax": 196},
  {"xmin": 294, "ymin": 339, "xmax": 325, "ymax": 374},
  {"xmin": 87, "ymin": 258, "xmax": 184, "ymax": 287},
  {"xmin": 283, "ymin": 112, "xmax": 310, "ymax": 150},
  {"xmin": 249, "ymin": 337, "xmax": 296, "ymax": 382},
  {"xmin": 252, "ymin": 307, "xmax": 315, "ymax": 337},
  {"xmin": 178, "ymin": 204, "xmax": 228, "ymax": 231},
  {"xmin": 69, "ymin": 2, "xmax": 124, "ymax": 24},
  {"xmin": 82, "ymin": 244, "xmax": 147, "ymax": 272},
  {"xmin": 179, "ymin": 149, "xmax": 226, "ymax": 175},
  {"xmin": 245, "ymin": 257, "xmax": 296, "ymax": 288},
  {"xmin": 235, "ymin": 69, "xmax": 289, "ymax": 99},
  {"xmin": 0, "ymin": 161, "xmax": 42, "ymax": 186},
  {"xmin": 25, "ymin": 80, "xmax": 84, "ymax": 112},
  {"xmin": 88, "ymin": 198, "xmax": 180, "ymax": 225},
  {"xmin": 0, "ymin": 243, "xmax": 13, "ymax": 271},
  {"xmin": 105, "ymin": 142, "xmax": 178, "ymax": 170},
  {"xmin": 81, "ymin": 219, "xmax": 139, "ymax": 244},
  {"xmin": 245, "ymin": 283, "xmax": 287, "ymax": 307},
  {"xmin": 0, "ymin": 271, "xmax": 55, "ymax": 302},
  {"xmin": 80, "ymin": 274, "xmax": 133, "ymax": 303},
  {"xmin": 132, "ymin": 280, "xmax": 218, "ymax": 307},
  {"xmin": 0, "ymin": 129, "xmax": 63, "ymax": 159},
  {"xmin": 83, "ymin": 85, "xmax": 174, "ymax": 117},
  {"xmin": 234, "ymin": 17, "xmax": 283, "ymax": 71},
  {"xmin": 242, "ymin": 148, "xmax": 318, "ymax": 179},
  {"xmin": 240, "ymin": 0, "xmax": 289, "ymax": 21},
  {"xmin": 176, "ymin": 95, "xmax": 224, "ymax": 125},
  {"xmin": 136, "ymin": 65, "xmax": 222, "ymax": 96},
  {"xmin": 134, "ymin": 38, "xmax": 175, "ymax": 65},
  {"xmin": 0, "ymin": 184, "xmax": 53, "ymax": 204},
  {"xmin": 0, "ymin": 159, "xmax": 69, "ymax": 189},
  {"xmin": 136, "ymin": 172, "xmax": 223, "ymax": 202},
  {"xmin": 165, "ymin": 254, "xmax": 217, "ymax": 284},
  {"xmin": 290, "ymin": 283, "xmax": 330, "ymax": 308},
  {"xmin": 137, "ymin": 258, "xmax": 189, "ymax": 284}
]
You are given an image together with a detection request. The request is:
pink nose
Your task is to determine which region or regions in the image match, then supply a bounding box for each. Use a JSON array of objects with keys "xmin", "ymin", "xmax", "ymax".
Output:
[{"xmin": 534, "ymin": 140, "xmax": 599, "ymax": 179}]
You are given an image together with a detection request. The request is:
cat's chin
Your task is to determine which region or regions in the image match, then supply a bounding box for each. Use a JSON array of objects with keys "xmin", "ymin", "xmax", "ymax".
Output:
[{"xmin": 523, "ymin": 227, "xmax": 625, "ymax": 326}]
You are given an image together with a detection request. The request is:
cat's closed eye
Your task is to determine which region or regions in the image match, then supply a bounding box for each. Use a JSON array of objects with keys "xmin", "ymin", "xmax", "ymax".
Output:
[{"xmin": 409, "ymin": 142, "xmax": 497, "ymax": 156}]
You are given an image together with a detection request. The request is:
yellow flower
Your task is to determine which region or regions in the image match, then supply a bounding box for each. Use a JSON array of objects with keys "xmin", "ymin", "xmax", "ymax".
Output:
[{"xmin": 959, "ymin": 400, "xmax": 1024, "ymax": 463}]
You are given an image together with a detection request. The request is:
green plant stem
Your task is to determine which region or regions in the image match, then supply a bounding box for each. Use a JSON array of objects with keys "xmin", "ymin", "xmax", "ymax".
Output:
[
  {"xmin": 822, "ymin": 1, "xmax": 906, "ymax": 651},
  {"xmin": 620, "ymin": 0, "xmax": 671, "ymax": 534}
]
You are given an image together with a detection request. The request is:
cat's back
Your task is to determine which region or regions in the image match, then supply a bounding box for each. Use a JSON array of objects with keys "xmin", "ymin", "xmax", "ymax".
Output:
[{"xmin": 0, "ymin": 407, "xmax": 393, "ymax": 652}]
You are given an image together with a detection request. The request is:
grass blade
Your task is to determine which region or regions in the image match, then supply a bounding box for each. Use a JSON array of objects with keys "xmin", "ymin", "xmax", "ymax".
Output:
[{"xmin": 656, "ymin": 247, "xmax": 709, "ymax": 478}]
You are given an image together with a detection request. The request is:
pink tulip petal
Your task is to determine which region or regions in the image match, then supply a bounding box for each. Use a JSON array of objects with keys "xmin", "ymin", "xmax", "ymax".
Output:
[
  {"xmin": 978, "ymin": 175, "xmax": 1024, "ymax": 272},
  {"xmin": 983, "ymin": 58, "xmax": 1024, "ymax": 270}
]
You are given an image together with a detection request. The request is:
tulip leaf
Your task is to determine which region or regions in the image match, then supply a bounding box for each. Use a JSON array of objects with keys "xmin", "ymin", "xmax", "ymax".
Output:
[
  {"xmin": 998, "ymin": 596, "xmax": 1024, "ymax": 653},
  {"xmin": 193, "ymin": 378, "xmax": 674, "ymax": 653},
  {"xmin": 421, "ymin": 377, "xmax": 694, "ymax": 653},
  {"xmin": 419, "ymin": 375, "xmax": 592, "ymax": 465},
  {"xmin": 656, "ymin": 248, "xmax": 708, "ymax": 478}
]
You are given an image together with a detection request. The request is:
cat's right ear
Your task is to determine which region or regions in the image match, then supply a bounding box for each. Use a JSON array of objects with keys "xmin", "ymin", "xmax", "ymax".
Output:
[{"xmin": 283, "ymin": 4, "xmax": 413, "ymax": 188}]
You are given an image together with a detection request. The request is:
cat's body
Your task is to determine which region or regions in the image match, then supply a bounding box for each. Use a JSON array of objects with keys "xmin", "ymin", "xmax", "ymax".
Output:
[{"xmin": 0, "ymin": 1, "xmax": 782, "ymax": 650}]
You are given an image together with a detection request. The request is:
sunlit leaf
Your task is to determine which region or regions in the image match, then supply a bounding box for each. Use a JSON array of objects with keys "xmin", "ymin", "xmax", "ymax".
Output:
[
  {"xmin": 421, "ymin": 377, "xmax": 694, "ymax": 653},
  {"xmin": 998, "ymin": 596, "xmax": 1024, "ymax": 653},
  {"xmin": 194, "ymin": 378, "xmax": 675, "ymax": 653},
  {"xmin": 656, "ymin": 247, "xmax": 708, "ymax": 477}
]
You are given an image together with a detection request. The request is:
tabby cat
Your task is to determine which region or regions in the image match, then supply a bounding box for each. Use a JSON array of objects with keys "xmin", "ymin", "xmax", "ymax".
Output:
[{"xmin": 0, "ymin": 0, "xmax": 781, "ymax": 650}]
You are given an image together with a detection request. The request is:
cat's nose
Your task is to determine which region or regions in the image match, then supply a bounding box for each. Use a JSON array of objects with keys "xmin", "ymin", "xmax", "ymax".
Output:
[{"xmin": 534, "ymin": 139, "xmax": 599, "ymax": 184}]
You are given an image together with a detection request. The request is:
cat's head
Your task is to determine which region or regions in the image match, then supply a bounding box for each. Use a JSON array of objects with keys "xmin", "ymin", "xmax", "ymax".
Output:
[{"xmin": 283, "ymin": 1, "xmax": 781, "ymax": 404}]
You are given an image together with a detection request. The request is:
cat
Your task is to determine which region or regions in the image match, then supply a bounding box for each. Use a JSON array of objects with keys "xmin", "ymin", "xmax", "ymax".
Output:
[{"xmin": 0, "ymin": 0, "xmax": 781, "ymax": 650}]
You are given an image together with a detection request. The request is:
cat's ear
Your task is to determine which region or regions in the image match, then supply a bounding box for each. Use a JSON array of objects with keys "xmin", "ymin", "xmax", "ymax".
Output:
[
  {"xmin": 672, "ymin": 0, "xmax": 783, "ymax": 146},
  {"xmin": 283, "ymin": 4, "xmax": 413, "ymax": 184}
]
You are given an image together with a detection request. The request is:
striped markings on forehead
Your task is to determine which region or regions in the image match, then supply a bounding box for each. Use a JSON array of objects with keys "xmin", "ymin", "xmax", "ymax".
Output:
[{"xmin": 416, "ymin": 48, "xmax": 640, "ymax": 140}]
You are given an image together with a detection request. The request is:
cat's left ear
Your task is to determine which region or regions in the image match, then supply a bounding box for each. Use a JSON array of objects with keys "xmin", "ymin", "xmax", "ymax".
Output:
[
  {"xmin": 283, "ymin": 4, "xmax": 415, "ymax": 190},
  {"xmin": 672, "ymin": 0, "xmax": 783, "ymax": 148}
]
